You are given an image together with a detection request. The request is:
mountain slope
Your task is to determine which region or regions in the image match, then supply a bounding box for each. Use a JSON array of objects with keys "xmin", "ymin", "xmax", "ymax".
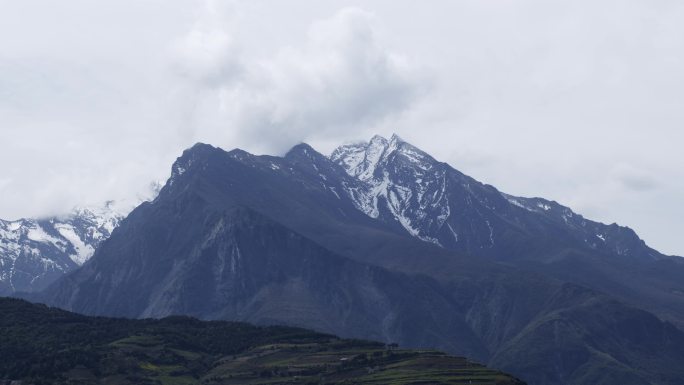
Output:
[
  {"xmin": 45, "ymin": 199, "xmax": 485, "ymax": 359},
  {"xmin": 0, "ymin": 297, "xmax": 524, "ymax": 385},
  {"xmin": 330, "ymin": 135, "xmax": 684, "ymax": 329},
  {"xmin": 490, "ymin": 284, "xmax": 684, "ymax": 385},
  {"xmin": 38, "ymin": 142, "xmax": 684, "ymax": 385}
]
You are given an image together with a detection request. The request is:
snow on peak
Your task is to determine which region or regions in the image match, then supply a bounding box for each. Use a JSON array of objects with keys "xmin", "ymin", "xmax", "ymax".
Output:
[
  {"xmin": 330, "ymin": 134, "xmax": 450, "ymax": 243},
  {"xmin": 26, "ymin": 223, "xmax": 66, "ymax": 251},
  {"xmin": 331, "ymin": 135, "xmax": 389, "ymax": 180},
  {"xmin": 370, "ymin": 134, "xmax": 389, "ymax": 146},
  {"xmin": 54, "ymin": 223, "xmax": 95, "ymax": 265},
  {"xmin": 358, "ymin": 135, "xmax": 391, "ymax": 180},
  {"xmin": 0, "ymin": 198, "xmax": 135, "ymax": 292},
  {"xmin": 7, "ymin": 220, "xmax": 22, "ymax": 232},
  {"xmin": 331, "ymin": 134, "xmax": 433, "ymax": 181}
]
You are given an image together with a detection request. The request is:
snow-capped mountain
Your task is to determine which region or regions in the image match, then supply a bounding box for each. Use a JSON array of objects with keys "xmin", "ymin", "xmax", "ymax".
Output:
[
  {"xmin": 38, "ymin": 140, "xmax": 684, "ymax": 385},
  {"xmin": 0, "ymin": 180, "xmax": 163, "ymax": 295},
  {"xmin": 332, "ymin": 134, "xmax": 454, "ymax": 245},
  {"xmin": 2, "ymin": 135, "xmax": 663, "ymax": 297},
  {"xmin": 331, "ymin": 134, "xmax": 664, "ymax": 260},
  {"xmin": 0, "ymin": 201, "xmax": 126, "ymax": 294}
]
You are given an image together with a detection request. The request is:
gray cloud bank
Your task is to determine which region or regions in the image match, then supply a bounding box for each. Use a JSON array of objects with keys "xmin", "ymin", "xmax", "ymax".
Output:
[
  {"xmin": 0, "ymin": 0, "xmax": 682, "ymax": 256},
  {"xmin": 171, "ymin": 4, "xmax": 424, "ymax": 154}
]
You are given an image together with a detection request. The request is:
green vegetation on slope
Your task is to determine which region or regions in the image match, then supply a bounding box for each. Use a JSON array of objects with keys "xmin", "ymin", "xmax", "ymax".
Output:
[{"xmin": 0, "ymin": 298, "xmax": 523, "ymax": 385}]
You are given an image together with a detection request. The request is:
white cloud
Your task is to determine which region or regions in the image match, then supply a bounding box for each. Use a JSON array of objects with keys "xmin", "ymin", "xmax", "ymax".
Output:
[
  {"xmin": 0, "ymin": 0, "xmax": 682, "ymax": 256},
  {"xmin": 0, "ymin": 1, "xmax": 424, "ymax": 217},
  {"xmin": 171, "ymin": 6, "xmax": 424, "ymax": 154},
  {"xmin": 171, "ymin": 0, "xmax": 242, "ymax": 85}
]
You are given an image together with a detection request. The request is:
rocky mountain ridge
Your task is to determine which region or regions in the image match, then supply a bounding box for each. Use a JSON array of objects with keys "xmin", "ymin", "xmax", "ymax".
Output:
[
  {"xmin": 34, "ymin": 139, "xmax": 684, "ymax": 385},
  {"xmin": 331, "ymin": 134, "xmax": 664, "ymax": 260}
]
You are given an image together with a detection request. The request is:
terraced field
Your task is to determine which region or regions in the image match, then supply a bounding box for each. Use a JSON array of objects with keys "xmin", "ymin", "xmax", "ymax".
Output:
[
  {"xmin": 0, "ymin": 298, "xmax": 524, "ymax": 385},
  {"xmin": 179, "ymin": 341, "xmax": 520, "ymax": 385}
]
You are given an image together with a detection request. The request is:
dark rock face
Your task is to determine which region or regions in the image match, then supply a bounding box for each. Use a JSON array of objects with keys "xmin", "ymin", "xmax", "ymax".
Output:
[
  {"xmin": 490, "ymin": 284, "xmax": 684, "ymax": 385},
  {"xmin": 38, "ymin": 139, "xmax": 684, "ymax": 385},
  {"xmin": 331, "ymin": 134, "xmax": 662, "ymax": 261},
  {"xmin": 331, "ymin": 135, "xmax": 684, "ymax": 329}
]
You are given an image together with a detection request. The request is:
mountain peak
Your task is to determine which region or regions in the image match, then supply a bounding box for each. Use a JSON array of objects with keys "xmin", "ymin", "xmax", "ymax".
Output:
[
  {"xmin": 330, "ymin": 134, "xmax": 435, "ymax": 181},
  {"xmin": 27, "ymin": 136, "xmax": 684, "ymax": 385},
  {"xmin": 177, "ymin": 142, "xmax": 221, "ymax": 163},
  {"xmin": 185, "ymin": 142, "xmax": 218, "ymax": 156},
  {"xmin": 390, "ymin": 133, "xmax": 405, "ymax": 144},
  {"xmin": 169, "ymin": 143, "xmax": 221, "ymax": 186},
  {"xmin": 334, "ymin": 135, "xmax": 389, "ymax": 180},
  {"xmin": 284, "ymin": 143, "xmax": 334, "ymax": 173},
  {"xmin": 191, "ymin": 141, "xmax": 214, "ymax": 149},
  {"xmin": 369, "ymin": 134, "xmax": 389, "ymax": 146},
  {"xmin": 285, "ymin": 142, "xmax": 317, "ymax": 158}
]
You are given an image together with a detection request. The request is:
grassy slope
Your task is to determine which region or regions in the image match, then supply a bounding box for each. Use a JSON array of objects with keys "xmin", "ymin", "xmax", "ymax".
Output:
[{"xmin": 0, "ymin": 298, "xmax": 524, "ymax": 385}]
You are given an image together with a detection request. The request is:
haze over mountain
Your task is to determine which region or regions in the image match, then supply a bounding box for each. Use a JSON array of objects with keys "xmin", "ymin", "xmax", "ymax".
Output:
[
  {"xmin": 3, "ymin": 2, "xmax": 683, "ymax": 385},
  {"xmin": 0, "ymin": 185, "xmax": 161, "ymax": 295},
  {"xmin": 0, "ymin": 202, "xmax": 124, "ymax": 295},
  {"xmin": 31, "ymin": 136, "xmax": 684, "ymax": 385},
  {"xmin": 2, "ymin": 1, "xmax": 684, "ymax": 257}
]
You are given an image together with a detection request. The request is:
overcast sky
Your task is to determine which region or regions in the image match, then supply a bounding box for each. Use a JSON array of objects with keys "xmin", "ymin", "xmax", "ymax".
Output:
[{"xmin": 1, "ymin": 0, "xmax": 682, "ymax": 255}]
